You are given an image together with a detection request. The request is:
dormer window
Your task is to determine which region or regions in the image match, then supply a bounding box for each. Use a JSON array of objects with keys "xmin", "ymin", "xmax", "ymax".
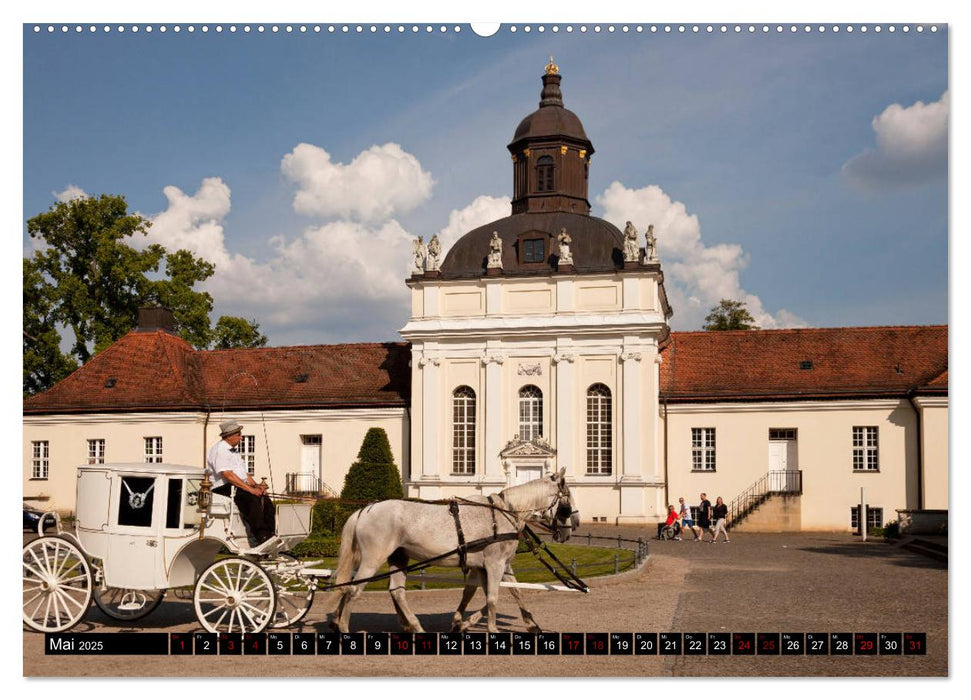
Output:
[
  {"xmin": 536, "ymin": 155, "xmax": 555, "ymax": 192},
  {"xmin": 523, "ymin": 238, "xmax": 545, "ymax": 263}
]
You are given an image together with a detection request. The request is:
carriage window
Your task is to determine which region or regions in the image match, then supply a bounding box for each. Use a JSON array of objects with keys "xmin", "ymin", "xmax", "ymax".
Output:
[
  {"xmin": 166, "ymin": 479, "xmax": 183, "ymax": 529},
  {"xmin": 118, "ymin": 476, "xmax": 156, "ymax": 528}
]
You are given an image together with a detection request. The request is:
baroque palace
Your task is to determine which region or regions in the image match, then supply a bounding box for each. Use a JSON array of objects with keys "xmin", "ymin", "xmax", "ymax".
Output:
[{"xmin": 23, "ymin": 64, "xmax": 948, "ymax": 531}]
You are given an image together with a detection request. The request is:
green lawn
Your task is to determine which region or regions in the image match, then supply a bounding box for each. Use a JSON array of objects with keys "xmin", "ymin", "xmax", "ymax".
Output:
[{"xmin": 308, "ymin": 543, "xmax": 636, "ymax": 591}]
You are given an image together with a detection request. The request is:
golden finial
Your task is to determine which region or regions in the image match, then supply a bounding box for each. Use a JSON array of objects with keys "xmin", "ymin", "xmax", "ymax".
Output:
[{"xmin": 545, "ymin": 55, "xmax": 559, "ymax": 75}]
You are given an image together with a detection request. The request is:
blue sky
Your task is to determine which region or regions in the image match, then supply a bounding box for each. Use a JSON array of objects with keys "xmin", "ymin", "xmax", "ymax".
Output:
[{"xmin": 23, "ymin": 24, "xmax": 948, "ymax": 346}]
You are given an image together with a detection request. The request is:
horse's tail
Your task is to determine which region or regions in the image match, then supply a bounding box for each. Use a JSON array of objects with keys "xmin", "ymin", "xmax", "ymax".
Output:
[{"xmin": 334, "ymin": 509, "xmax": 362, "ymax": 586}]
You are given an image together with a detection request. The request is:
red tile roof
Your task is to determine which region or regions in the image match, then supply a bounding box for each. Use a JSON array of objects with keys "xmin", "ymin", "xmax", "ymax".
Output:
[
  {"xmin": 23, "ymin": 331, "xmax": 410, "ymax": 414},
  {"xmin": 25, "ymin": 324, "xmax": 946, "ymax": 414},
  {"xmin": 659, "ymin": 325, "xmax": 948, "ymax": 402}
]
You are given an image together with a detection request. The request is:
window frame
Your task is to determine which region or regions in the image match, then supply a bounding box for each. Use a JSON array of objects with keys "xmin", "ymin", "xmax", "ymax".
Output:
[
  {"xmin": 144, "ymin": 436, "xmax": 163, "ymax": 464},
  {"xmin": 691, "ymin": 427, "xmax": 717, "ymax": 472},
  {"xmin": 451, "ymin": 386, "xmax": 477, "ymax": 476},
  {"xmin": 31, "ymin": 440, "xmax": 49, "ymax": 480},
  {"xmin": 87, "ymin": 438, "xmax": 105, "ymax": 465},
  {"xmin": 851, "ymin": 505, "xmax": 884, "ymax": 530},
  {"xmin": 852, "ymin": 426, "xmax": 879, "ymax": 472},
  {"xmin": 518, "ymin": 385, "xmax": 544, "ymax": 441},
  {"xmin": 585, "ymin": 383, "xmax": 613, "ymax": 476},
  {"xmin": 239, "ymin": 435, "xmax": 256, "ymax": 476},
  {"xmin": 535, "ymin": 154, "xmax": 555, "ymax": 193}
]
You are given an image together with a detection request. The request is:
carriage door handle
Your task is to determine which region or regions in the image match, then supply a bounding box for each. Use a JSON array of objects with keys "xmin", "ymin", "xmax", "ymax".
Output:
[{"xmin": 146, "ymin": 539, "xmax": 158, "ymax": 547}]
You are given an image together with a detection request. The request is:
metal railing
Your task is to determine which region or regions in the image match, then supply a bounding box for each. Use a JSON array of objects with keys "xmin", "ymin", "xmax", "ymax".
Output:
[{"xmin": 727, "ymin": 469, "xmax": 802, "ymax": 528}]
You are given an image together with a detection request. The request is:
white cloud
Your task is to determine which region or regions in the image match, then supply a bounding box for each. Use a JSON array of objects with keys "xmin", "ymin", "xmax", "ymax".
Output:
[
  {"xmin": 434, "ymin": 194, "xmax": 511, "ymax": 252},
  {"xmin": 142, "ymin": 177, "xmax": 234, "ymax": 268},
  {"xmin": 281, "ymin": 142, "xmax": 434, "ymax": 223},
  {"xmin": 597, "ymin": 181, "xmax": 807, "ymax": 330},
  {"xmin": 54, "ymin": 185, "xmax": 88, "ymax": 202},
  {"xmin": 842, "ymin": 92, "xmax": 948, "ymax": 190}
]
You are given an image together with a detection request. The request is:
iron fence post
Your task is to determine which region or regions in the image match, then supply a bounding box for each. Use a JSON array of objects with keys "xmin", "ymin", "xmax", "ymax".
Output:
[
  {"xmin": 571, "ymin": 558, "xmax": 578, "ymax": 576},
  {"xmin": 419, "ymin": 569, "xmax": 425, "ymax": 590},
  {"xmin": 614, "ymin": 554, "xmax": 619, "ymax": 574}
]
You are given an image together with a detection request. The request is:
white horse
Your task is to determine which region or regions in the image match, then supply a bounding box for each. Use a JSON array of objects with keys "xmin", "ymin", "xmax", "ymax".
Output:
[{"xmin": 331, "ymin": 468, "xmax": 578, "ymax": 633}]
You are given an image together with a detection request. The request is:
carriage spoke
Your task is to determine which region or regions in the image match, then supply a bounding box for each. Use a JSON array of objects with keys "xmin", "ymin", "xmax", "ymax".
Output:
[
  {"xmin": 28, "ymin": 549, "xmax": 49, "ymax": 578},
  {"xmin": 30, "ymin": 593, "xmax": 48, "ymax": 622},
  {"xmin": 24, "ymin": 590, "xmax": 45, "ymax": 608},
  {"xmin": 23, "ymin": 562, "xmax": 47, "ymax": 580},
  {"xmin": 237, "ymin": 604, "xmax": 258, "ymax": 630},
  {"xmin": 199, "ymin": 581, "xmax": 230, "ymax": 597},
  {"xmin": 50, "ymin": 588, "xmax": 62, "ymax": 625}
]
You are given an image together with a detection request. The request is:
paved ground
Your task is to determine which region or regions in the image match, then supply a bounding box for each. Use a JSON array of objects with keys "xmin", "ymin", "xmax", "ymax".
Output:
[{"xmin": 23, "ymin": 529, "xmax": 947, "ymax": 677}]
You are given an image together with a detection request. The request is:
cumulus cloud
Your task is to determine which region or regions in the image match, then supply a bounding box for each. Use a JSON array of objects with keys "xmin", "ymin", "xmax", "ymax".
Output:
[
  {"xmin": 842, "ymin": 91, "xmax": 948, "ymax": 190},
  {"xmin": 54, "ymin": 185, "xmax": 88, "ymax": 202},
  {"xmin": 141, "ymin": 177, "xmax": 234, "ymax": 268},
  {"xmin": 281, "ymin": 142, "xmax": 434, "ymax": 222},
  {"xmin": 597, "ymin": 181, "xmax": 807, "ymax": 330},
  {"xmin": 434, "ymin": 194, "xmax": 511, "ymax": 251}
]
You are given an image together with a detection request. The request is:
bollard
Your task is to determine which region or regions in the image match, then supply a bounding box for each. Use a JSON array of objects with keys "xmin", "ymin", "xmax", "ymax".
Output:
[
  {"xmin": 614, "ymin": 553, "xmax": 619, "ymax": 574},
  {"xmin": 571, "ymin": 558, "xmax": 578, "ymax": 576},
  {"xmin": 419, "ymin": 569, "xmax": 425, "ymax": 591},
  {"xmin": 587, "ymin": 533, "xmax": 592, "ymax": 546},
  {"xmin": 617, "ymin": 535, "xmax": 622, "ymax": 548}
]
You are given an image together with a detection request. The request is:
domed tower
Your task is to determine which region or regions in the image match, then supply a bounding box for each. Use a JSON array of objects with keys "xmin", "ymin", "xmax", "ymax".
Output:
[{"xmin": 401, "ymin": 61, "xmax": 671, "ymax": 526}]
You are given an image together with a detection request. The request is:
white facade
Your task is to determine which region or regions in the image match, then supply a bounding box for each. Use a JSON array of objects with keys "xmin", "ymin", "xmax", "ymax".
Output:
[{"xmin": 400, "ymin": 272, "xmax": 669, "ymax": 524}]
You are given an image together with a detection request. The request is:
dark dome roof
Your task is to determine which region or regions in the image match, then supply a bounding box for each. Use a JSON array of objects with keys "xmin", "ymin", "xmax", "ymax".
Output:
[
  {"xmin": 439, "ymin": 212, "xmax": 624, "ymax": 278},
  {"xmin": 512, "ymin": 105, "xmax": 589, "ymax": 145}
]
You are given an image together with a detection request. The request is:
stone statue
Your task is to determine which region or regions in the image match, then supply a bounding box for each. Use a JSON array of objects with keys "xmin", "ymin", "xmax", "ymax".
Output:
[
  {"xmin": 557, "ymin": 227, "xmax": 573, "ymax": 266},
  {"xmin": 426, "ymin": 234, "xmax": 442, "ymax": 271},
  {"xmin": 412, "ymin": 236, "xmax": 427, "ymax": 274},
  {"xmin": 644, "ymin": 224, "xmax": 658, "ymax": 262},
  {"xmin": 487, "ymin": 231, "xmax": 503, "ymax": 269},
  {"xmin": 623, "ymin": 220, "xmax": 639, "ymax": 262}
]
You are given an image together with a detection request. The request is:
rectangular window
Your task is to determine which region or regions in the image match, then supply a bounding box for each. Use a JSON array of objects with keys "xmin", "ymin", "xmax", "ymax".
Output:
[
  {"xmin": 144, "ymin": 436, "xmax": 163, "ymax": 464},
  {"xmin": 768, "ymin": 428, "xmax": 797, "ymax": 441},
  {"xmin": 691, "ymin": 428, "xmax": 716, "ymax": 471},
  {"xmin": 87, "ymin": 438, "xmax": 105, "ymax": 465},
  {"xmin": 851, "ymin": 506, "xmax": 884, "ymax": 530},
  {"xmin": 523, "ymin": 238, "xmax": 545, "ymax": 263},
  {"xmin": 31, "ymin": 441, "xmax": 49, "ymax": 479},
  {"xmin": 239, "ymin": 435, "xmax": 256, "ymax": 476},
  {"xmin": 852, "ymin": 427, "xmax": 879, "ymax": 471}
]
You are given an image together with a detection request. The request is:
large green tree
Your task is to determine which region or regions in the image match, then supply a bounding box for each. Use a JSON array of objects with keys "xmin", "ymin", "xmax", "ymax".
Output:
[
  {"xmin": 24, "ymin": 194, "xmax": 267, "ymax": 395},
  {"xmin": 212, "ymin": 316, "xmax": 269, "ymax": 350},
  {"xmin": 703, "ymin": 299, "xmax": 760, "ymax": 331}
]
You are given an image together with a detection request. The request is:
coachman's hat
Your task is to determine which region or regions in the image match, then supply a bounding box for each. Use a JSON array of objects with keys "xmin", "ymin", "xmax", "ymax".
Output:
[{"xmin": 219, "ymin": 420, "xmax": 243, "ymax": 438}]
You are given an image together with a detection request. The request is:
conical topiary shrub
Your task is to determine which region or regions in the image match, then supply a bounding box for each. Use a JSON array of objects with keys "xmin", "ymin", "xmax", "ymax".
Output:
[{"xmin": 340, "ymin": 427, "xmax": 404, "ymax": 506}]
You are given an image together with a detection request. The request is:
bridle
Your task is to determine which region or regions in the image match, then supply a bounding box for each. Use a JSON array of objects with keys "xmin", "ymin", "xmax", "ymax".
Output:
[{"xmin": 543, "ymin": 477, "xmax": 579, "ymax": 543}]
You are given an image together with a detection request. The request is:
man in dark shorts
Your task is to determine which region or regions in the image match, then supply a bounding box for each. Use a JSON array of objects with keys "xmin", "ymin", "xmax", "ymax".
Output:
[{"xmin": 696, "ymin": 493, "xmax": 712, "ymax": 542}]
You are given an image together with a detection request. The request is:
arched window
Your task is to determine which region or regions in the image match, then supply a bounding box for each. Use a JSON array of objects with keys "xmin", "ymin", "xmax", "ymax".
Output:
[
  {"xmin": 535, "ymin": 155, "xmax": 555, "ymax": 192},
  {"xmin": 452, "ymin": 386, "xmax": 477, "ymax": 475},
  {"xmin": 586, "ymin": 384, "xmax": 612, "ymax": 475},
  {"xmin": 518, "ymin": 385, "xmax": 544, "ymax": 441}
]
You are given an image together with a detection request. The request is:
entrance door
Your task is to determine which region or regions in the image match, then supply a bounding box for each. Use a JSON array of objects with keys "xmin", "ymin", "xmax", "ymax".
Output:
[
  {"xmin": 514, "ymin": 464, "xmax": 542, "ymax": 486},
  {"xmin": 300, "ymin": 435, "xmax": 322, "ymax": 492},
  {"xmin": 768, "ymin": 428, "xmax": 798, "ymax": 491}
]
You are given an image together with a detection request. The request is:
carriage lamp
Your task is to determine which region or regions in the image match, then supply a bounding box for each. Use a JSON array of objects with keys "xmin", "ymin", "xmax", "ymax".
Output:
[{"xmin": 198, "ymin": 473, "xmax": 213, "ymax": 540}]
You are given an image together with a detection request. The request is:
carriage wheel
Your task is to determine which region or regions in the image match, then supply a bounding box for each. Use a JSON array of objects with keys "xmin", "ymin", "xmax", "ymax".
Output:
[
  {"xmin": 266, "ymin": 554, "xmax": 315, "ymax": 628},
  {"xmin": 193, "ymin": 557, "xmax": 277, "ymax": 633},
  {"xmin": 23, "ymin": 536, "xmax": 93, "ymax": 633},
  {"xmin": 93, "ymin": 585, "xmax": 165, "ymax": 621}
]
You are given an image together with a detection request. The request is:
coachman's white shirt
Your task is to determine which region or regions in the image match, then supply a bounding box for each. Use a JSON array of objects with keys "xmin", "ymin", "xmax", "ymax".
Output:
[{"xmin": 206, "ymin": 439, "xmax": 249, "ymax": 489}]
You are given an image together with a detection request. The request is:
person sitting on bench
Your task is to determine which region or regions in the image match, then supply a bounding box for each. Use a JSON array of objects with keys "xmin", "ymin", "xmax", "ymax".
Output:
[{"xmin": 206, "ymin": 420, "xmax": 276, "ymax": 545}]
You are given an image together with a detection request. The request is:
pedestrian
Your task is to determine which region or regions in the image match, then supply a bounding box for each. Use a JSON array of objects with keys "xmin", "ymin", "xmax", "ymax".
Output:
[
  {"xmin": 679, "ymin": 496, "xmax": 701, "ymax": 540},
  {"xmin": 711, "ymin": 496, "xmax": 730, "ymax": 543},
  {"xmin": 657, "ymin": 504, "xmax": 682, "ymax": 540},
  {"xmin": 696, "ymin": 492, "xmax": 712, "ymax": 542}
]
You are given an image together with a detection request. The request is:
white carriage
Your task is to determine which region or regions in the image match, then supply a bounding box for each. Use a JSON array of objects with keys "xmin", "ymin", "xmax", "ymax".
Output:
[{"xmin": 22, "ymin": 463, "xmax": 329, "ymax": 634}]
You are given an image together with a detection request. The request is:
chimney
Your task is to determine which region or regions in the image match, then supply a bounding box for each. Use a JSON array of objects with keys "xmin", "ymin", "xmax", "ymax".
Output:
[{"xmin": 136, "ymin": 307, "xmax": 177, "ymax": 333}]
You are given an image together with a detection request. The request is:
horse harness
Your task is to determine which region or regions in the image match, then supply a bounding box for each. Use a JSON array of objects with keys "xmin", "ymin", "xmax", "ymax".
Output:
[{"xmin": 448, "ymin": 494, "xmax": 515, "ymax": 573}]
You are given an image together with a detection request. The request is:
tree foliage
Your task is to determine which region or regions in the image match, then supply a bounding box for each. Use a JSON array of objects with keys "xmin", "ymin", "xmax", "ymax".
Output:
[
  {"xmin": 340, "ymin": 428, "xmax": 404, "ymax": 504},
  {"xmin": 23, "ymin": 194, "xmax": 269, "ymax": 395},
  {"xmin": 703, "ymin": 299, "xmax": 760, "ymax": 331},
  {"xmin": 212, "ymin": 316, "xmax": 268, "ymax": 350}
]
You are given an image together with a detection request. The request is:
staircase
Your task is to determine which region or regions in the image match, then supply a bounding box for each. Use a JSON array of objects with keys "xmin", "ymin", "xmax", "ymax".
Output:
[{"xmin": 727, "ymin": 470, "xmax": 803, "ymax": 532}]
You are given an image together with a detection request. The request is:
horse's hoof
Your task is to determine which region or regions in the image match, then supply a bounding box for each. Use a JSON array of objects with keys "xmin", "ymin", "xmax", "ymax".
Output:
[{"xmin": 527, "ymin": 625, "xmax": 542, "ymax": 634}]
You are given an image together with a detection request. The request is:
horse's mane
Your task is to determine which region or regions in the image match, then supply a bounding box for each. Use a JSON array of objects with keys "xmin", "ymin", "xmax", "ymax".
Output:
[{"xmin": 499, "ymin": 478, "xmax": 556, "ymax": 514}]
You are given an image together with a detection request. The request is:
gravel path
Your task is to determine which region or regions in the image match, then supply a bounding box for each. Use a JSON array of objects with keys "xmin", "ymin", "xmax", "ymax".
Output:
[{"xmin": 23, "ymin": 531, "xmax": 946, "ymax": 677}]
